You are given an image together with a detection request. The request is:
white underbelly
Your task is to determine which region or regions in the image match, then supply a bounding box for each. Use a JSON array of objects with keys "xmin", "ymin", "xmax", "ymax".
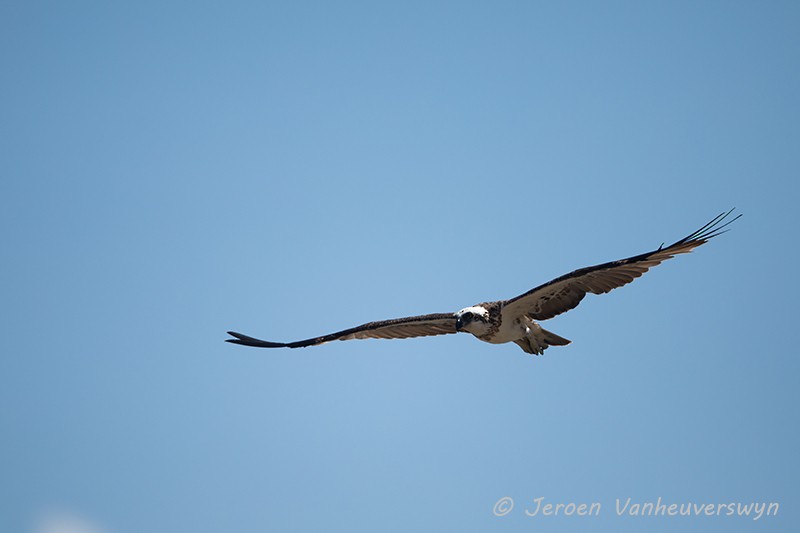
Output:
[{"xmin": 483, "ymin": 318, "xmax": 528, "ymax": 344}]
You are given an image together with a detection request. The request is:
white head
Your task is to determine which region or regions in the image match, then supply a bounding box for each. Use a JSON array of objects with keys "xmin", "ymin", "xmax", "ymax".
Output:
[{"xmin": 455, "ymin": 305, "xmax": 490, "ymax": 335}]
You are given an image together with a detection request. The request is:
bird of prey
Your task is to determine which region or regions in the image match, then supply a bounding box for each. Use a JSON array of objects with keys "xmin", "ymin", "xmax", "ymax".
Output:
[{"xmin": 227, "ymin": 209, "xmax": 739, "ymax": 355}]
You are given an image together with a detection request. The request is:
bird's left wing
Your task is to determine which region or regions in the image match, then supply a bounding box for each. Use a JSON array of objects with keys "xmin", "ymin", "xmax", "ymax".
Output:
[
  {"xmin": 226, "ymin": 312, "xmax": 457, "ymax": 348},
  {"xmin": 501, "ymin": 209, "xmax": 740, "ymax": 321}
]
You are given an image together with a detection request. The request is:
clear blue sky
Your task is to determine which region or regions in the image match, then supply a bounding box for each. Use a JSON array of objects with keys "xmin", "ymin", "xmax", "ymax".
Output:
[{"xmin": 1, "ymin": 2, "xmax": 798, "ymax": 532}]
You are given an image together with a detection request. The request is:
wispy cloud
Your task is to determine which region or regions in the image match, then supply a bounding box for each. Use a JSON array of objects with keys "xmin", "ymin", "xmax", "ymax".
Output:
[{"xmin": 35, "ymin": 510, "xmax": 108, "ymax": 533}]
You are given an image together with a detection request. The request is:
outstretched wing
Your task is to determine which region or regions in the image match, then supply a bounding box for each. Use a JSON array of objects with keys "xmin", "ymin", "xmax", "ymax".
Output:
[
  {"xmin": 502, "ymin": 209, "xmax": 740, "ymax": 321},
  {"xmin": 226, "ymin": 312, "xmax": 457, "ymax": 348}
]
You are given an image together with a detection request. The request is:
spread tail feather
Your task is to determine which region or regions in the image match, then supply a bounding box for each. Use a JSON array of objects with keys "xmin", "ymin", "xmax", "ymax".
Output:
[
  {"xmin": 514, "ymin": 328, "xmax": 571, "ymax": 355},
  {"xmin": 541, "ymin": 328, "xmax": 571, "ymax": 347}
]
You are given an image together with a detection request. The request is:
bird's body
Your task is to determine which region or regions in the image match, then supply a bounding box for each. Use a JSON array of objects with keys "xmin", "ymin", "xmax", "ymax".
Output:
[
  {"xmin": 454, "ymin": 301, "xmax": 571, "ymax": 354},
  {"xmin": 227, "ymin": 210, "xmax": 739, "ymax": 355}
]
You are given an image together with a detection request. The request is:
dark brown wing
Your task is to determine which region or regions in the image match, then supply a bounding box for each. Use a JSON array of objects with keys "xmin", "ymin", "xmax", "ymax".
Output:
[
  {"xmin": 502, "ymin": 209, "xmax": 740, "ymax": 321},
  {"xmin": 226, "ymin": 312, "xmax": 457, "ymax": 348}
]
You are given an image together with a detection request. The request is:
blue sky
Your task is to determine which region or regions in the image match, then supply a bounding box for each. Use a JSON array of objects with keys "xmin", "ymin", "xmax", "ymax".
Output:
[{"xmin": 1, "ymin": 1, "xmax": 798, "ymax": 532}]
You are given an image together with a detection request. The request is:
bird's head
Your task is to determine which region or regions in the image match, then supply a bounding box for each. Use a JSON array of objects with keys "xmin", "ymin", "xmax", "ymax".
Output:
[{"xmin": 455, "ymin": 305, "xmax": 490, "ymax": 334}]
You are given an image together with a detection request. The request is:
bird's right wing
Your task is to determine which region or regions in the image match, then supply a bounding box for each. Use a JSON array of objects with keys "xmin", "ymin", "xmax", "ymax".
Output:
[{"xmin": 226, "ymin": 312, "xmax": 457, "ymax": 348}]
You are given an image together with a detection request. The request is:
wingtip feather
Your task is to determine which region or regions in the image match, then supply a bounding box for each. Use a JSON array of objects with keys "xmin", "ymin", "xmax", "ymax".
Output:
[
  {"xmin": 672, "ymin": 208, "xmax": 741, "ymax": 248},
  {"xmin": 225, "ymin": 331, "xmax": 289, "ymax": 348}
]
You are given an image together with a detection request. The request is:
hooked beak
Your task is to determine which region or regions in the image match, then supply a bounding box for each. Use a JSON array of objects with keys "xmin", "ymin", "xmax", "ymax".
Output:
[{"xmin": 455, "ymin": 317, "xmax": 463, "ymax": 331}]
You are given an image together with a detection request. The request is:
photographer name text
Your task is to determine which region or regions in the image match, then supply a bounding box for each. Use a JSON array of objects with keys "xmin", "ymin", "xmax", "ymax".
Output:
[{"xmin": 492, "ymin": 496, "xmax": 779, "ymax": 521}]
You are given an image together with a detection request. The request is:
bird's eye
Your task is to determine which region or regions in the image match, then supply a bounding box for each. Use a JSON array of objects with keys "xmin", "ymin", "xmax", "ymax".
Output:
[{"xmin": 464, "ymin": 312, "xmax": 474, "ymax": 319}]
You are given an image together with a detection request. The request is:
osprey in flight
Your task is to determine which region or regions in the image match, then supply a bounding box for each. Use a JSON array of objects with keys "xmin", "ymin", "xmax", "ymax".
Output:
[{"xmin": 227, "ymin": 210, "xmax": 739, "ymax": 355}]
